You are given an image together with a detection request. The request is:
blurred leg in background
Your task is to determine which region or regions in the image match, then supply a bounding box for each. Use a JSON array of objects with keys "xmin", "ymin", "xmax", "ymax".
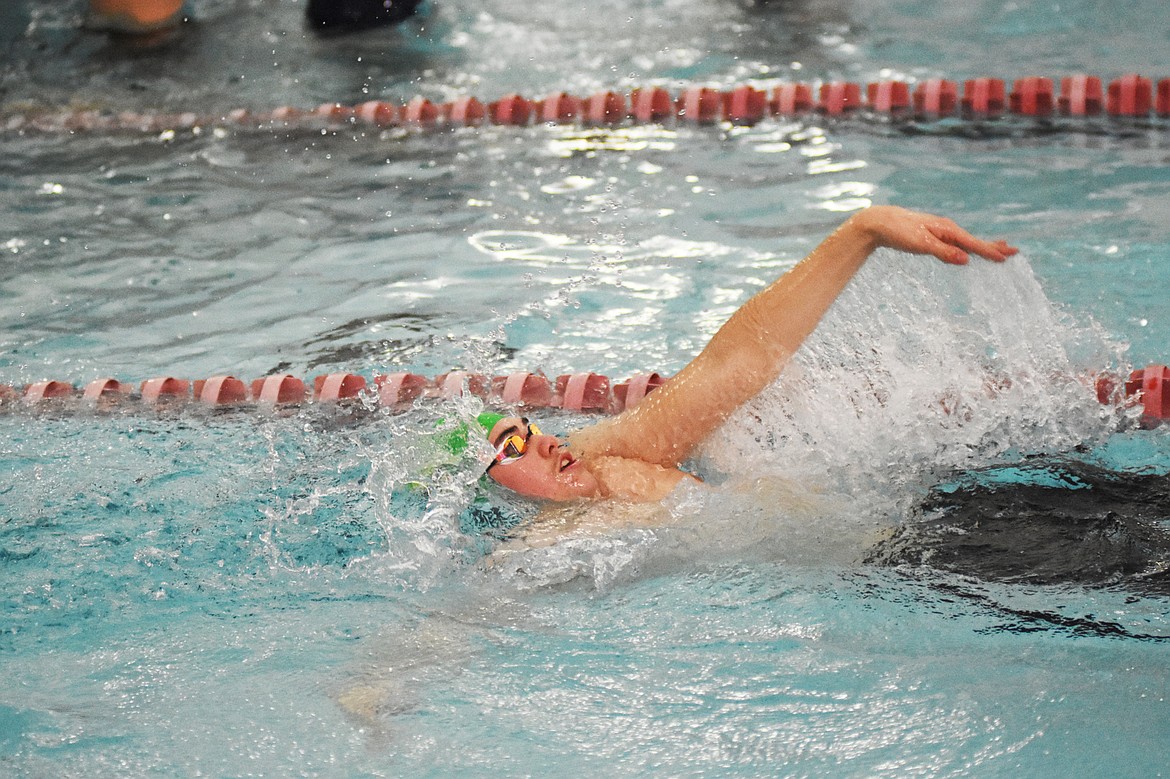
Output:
[{"xmin": 85, "ymin": 0, "xmax": 185, "ymax": 34}]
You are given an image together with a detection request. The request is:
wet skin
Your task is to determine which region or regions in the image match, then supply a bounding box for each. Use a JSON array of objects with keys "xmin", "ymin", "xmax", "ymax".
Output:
[
  {"xmin": 485, "ymin": 416, "xmax": 602, "ymax": 501},
  {"xmin": 485, "ymin": 415, "xmax": 695, "ymax": 503}
]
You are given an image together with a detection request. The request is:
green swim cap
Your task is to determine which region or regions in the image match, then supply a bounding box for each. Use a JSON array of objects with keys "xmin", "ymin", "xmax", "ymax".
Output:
[
  {"xmin": 477, "ymin": 411, "xmax": 505, "ymax": 437},
  {"xmin": 435, "ymin": 412, "xmax": 507, "ymax": 457}
]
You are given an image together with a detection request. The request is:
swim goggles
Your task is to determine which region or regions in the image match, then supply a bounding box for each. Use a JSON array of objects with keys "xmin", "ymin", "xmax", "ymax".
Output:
[{"xmin": 488, "ymin": 420, "xmax": 541, "ymax": 470}]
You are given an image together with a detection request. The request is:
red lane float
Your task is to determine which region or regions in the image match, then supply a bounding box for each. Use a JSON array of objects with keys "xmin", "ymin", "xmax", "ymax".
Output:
[
  {"xmin": 24, "ymin": 380, "xmax": 74, "ymax": 402},
  {"xmin": 489, "ymin": 94, "xmax": 533, "ymax": 125},
  {"xmin": 772, "ymin": 82, "xmax": 814, "ymax": 115},
  {"xmin": 613, "ymin": 372, "xmax": 667, "ymax": 410},
  {"xmin": 1010, "ymin": 77, "xmax": 1054, "ymax": 117},
  {"xmin": 496, "ymin": 372, "xmax": 553, "ymax": 407},
  {"xmin": 84, "ymin": 378, "xmax": 132, "ymax": 401},
  {"xmin": 539, "ymin": 92, "xmax": 581, "ymax": 123},
  {"xmin": 676, "ymin": 87, "xmax": 722, "ymax": 123},
  {"xmin": 723, "ymin": 86, "xmax": 767, "ymax": 124},
  {"xmin": 267, "ymin": 106, "xmax": 301, "ymax": 126},
  {"xmin": 6, "ymin": 366, "xmax": 1170, "ymax": 427},
  {"xmin": 963, "ymin": 78, "xmax": 1006, "ymax": 117},
  {"xmin": 403, "ymin": 96, "xmax": 439, "ymax": 125},
  {"xmin": 584, "ymin": 92, "xmax": 627, "ymax": 125},
  {"xmin": 1126, "ymin": 365, "xmax": 1170, "ymax": 427},
  {"xmin": 819, "ymin": 82, "xmax": 862, "ymax": 116},
  {"xmin": 314, "ymin": 372, "xmax": 367, "ymax": 401},
  {"xmin": 375, "ymin": 372, "xmax": 428, "ymax": 406},
  {"xmin": 914, "ymin": 79, "xmax": 957, "ymax": 117},
  {"xmin": 1060, "ymin": 75, "xmax": 1103, "ymax": 116},
  {"xmin": 4, "ymin": 370, "xmax": 672, "ymax": 415},
  {"xmin": 1108, "ymin": 74, "xmax": 1153, "ymax": 117},
  {"xmin": 447, "ymin": 96, "xmax": 486, "ymax": 125},
  {"xmin": 631, "ymin": 87, "xmax": 673, "ymax": 122},
  {"xmin": 354, "ymin": 100, "xmax": 398, "ymax": 126},
  {"xmin": 253, "ymin": 374, "xmax": 308, "ymax": 404},
  {"xmin": 194, "ymin": 375, "xmax": 249, "ymax": 405},
  {"xmin": 555, "ymin": 373, "xmax": 610, "ymax": 411},
  {"xmin": 434, "ymin": 371, "xmax": 490, "ymax": 399},
  {"xmin": 868, "ymin": 81, "xmax": 911, "ymax": 115},
  {"xmin": 315, "ymin": 102, "xmax": 353, "ymax": 123},
  {"xmin": 141, "ymin": 376, "xmax": 189, "ymax": 403},
  {"xmin": 7, "ymin": 74, "xmax": 1170, "ymax": 135}
]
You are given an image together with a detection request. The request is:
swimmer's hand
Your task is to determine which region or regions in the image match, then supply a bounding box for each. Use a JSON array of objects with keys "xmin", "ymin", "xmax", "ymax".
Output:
[{"xmin": 852, "ymin": 205, "xmax": 1018, "ymax": 265}]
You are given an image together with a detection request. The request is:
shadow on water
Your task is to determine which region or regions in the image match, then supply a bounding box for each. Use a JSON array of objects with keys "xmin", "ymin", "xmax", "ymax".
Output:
[{"xmin": 867, "ymin": 458, "xmax": 1170, "ymax": 640}]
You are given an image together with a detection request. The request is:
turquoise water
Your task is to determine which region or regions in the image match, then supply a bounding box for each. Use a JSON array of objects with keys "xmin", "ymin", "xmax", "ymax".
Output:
[{"xmin": 3, "ymin": 1, "xmax": 1170, "ymax": 776}]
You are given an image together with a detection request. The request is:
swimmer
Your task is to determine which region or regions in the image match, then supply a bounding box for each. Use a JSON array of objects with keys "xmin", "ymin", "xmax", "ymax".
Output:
[
  {"xmin": 85, "ymin": 0, "xmax": 184, "ymax": 34},
  {"xmin": 480, "ymin": 206, "xmax": 1017, "ymax": 503}
]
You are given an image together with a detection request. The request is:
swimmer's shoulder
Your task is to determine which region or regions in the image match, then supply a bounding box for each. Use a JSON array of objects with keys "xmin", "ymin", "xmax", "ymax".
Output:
[{"xmin": 588, "ymin": 455, "xmax": 697, "ymax": 503}]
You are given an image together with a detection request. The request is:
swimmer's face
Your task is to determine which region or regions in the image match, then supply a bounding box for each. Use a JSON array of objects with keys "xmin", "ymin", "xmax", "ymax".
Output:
[{"xmin": 485, "ymin": 416, "xmax": 600, "ymax": 501}]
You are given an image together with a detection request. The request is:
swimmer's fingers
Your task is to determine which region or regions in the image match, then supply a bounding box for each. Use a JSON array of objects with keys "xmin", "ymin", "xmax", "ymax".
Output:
[
  {"xmin": 928, "ymin": 221, "xmax": 1018, "ymax": 265},
  {"xmin": 854, "ymin": 206, "xmax": 1018, "ymax": 266}
]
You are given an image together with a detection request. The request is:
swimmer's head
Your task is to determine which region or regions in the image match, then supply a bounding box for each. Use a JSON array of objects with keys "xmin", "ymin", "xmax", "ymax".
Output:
[{"xmin": 483, "ymin": 415, "xmax": 600, "ymax": 501}]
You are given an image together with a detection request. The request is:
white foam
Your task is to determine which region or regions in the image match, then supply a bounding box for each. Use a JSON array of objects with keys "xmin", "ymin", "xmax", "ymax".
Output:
[{"xmin": 704, "ymin": 251, "xmax": 1129, "ymax": 492}]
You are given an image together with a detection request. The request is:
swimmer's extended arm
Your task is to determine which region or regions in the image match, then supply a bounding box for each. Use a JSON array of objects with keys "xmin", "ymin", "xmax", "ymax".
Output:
[{"xmin": 570, "ymin": 206, "xmax": 1017, "ymax": 467}]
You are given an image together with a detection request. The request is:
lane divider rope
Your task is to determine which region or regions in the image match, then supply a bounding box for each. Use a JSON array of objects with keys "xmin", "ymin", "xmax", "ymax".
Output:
[
  {"xmin": 5, "ymin": 366, "xmax": 1170, "ymax": 426},
  {"xmin": 5, "ymin": 74, "xmax": 1170, "ymax": 134}
]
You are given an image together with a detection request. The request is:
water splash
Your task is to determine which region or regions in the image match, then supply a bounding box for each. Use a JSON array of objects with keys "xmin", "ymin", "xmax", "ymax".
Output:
[
  {"xmin": 360, "ymin": 398, "xmax": 508, "ymax": 589},
  {"xmin": 707, "ymin": 251, "xmax": 1130, "ymax": 492},
  {"xmin": 487, "ymin": 252, "xmax": 1136, "ymax": 591}
]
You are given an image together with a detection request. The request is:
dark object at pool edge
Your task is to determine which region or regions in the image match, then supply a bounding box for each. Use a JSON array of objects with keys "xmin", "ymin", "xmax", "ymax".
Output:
[{"xmin": 306, "ymin": 0, "xmax": 422, "ymax": 32}]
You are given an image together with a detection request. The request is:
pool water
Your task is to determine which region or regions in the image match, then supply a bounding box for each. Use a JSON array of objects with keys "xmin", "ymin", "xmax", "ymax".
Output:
[{"xmin": 3, "ymin": 0, "xmax": 1170, "ymax": 776}]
